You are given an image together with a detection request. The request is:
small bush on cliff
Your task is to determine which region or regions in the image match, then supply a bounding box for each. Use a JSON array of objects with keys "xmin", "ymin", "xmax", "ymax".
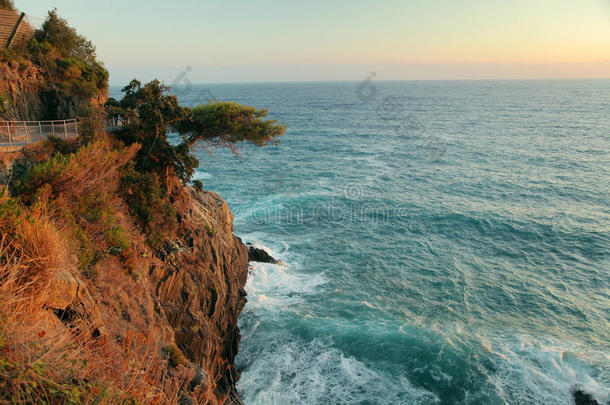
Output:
[
  {"xmin": 166, "ymin": 344, "xmax": 186, "ymax": 368},
  {"xmin": 119, "ymin": 164, "xmax": 177, "ymax": 251},
  {"xmin": 14, "ymin": 141, "xmax": 138, "ymax": 271}
]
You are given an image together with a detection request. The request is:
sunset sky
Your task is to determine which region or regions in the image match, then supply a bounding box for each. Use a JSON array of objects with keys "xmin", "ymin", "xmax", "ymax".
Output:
[{"xmin": 23, "ymin": 0, "xmax": 610, "ymax": 84}]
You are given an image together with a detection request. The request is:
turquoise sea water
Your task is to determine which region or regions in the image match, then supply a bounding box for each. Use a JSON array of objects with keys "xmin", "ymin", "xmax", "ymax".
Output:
[{"xmin": 120, "ymin": 80, "xmax": 609, "ymax": 404}]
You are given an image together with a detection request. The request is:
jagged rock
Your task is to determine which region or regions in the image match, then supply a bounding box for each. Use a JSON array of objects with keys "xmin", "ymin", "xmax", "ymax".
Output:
[
  {"xmin": 0, "ymin": 60, "xmax": 107, "ymax": 121},
  {"xmin": 188, "ymin": 367, "xmax": 210, "ymax": 391},
  {"xmin": 45, "ymin": 270, "xmax": 108, "ymax": 339},
  {"xmin": 246, "ymin": 243, "xmax": 279, "ymax": 264},
  {"xmin": 45, "ymin": 270, "xmax": 78, "ymax": 310},
  {"xmin": 572, "ymin": 389, "xmax": 602, "ymax": 405},
  {"xmin": 151, "ymin": 186, "xmax": 249, "ymax": 400}
]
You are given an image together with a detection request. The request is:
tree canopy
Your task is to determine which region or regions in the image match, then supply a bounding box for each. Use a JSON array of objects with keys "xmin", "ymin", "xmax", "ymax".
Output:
[
  {"xmin": 30, "ymin": 9, "xmax": 108, "ymax": 98},
  {"xmin": 35, "ymin": 9, "xmax": 98, "ymax": 63},
  {"xmin": 176, "ymin": 102, "xmax": 284, "ymax": 147},
  {"xmin": 107, "ymin": 79, "xmax": 285, "ymax": 186}
]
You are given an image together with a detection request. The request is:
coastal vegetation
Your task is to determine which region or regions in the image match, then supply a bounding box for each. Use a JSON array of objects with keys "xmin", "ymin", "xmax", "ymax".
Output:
[
  {"xmin": 0, "ymin": 8, "xmax": 107, "ymax": 116},
  {"xmin": 0, "ymin": 6, "xmax": 283, "ymax": 404},
  {"xmin": 32, "ymin": 9, "xmax": 108, "ymax": 98}
]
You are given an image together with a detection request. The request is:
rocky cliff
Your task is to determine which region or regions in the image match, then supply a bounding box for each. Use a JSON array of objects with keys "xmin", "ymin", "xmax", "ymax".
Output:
[
  {"xmin": 153, "ymin": 186, "xmax": 249, "ymax": 402},
  {"xmin": 0, "ymin": 140, "xmax": 250, "ymax": 404},
  {"xmin": 0, "ymin": 60, "xmax": 43, "ymax": 120},
  {"xmin": 0, "ymin": 59, "xmax": 107, "ymax": 121},
  {"xmin": 0, "ymin": 9, "xmax": 258, "ymax": 403}
]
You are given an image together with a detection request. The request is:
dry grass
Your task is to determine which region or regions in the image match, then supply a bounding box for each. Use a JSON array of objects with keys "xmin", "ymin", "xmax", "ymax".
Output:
[{"xmin": 0, "ymin": 139, "xmax": 218, "ymax": 403}]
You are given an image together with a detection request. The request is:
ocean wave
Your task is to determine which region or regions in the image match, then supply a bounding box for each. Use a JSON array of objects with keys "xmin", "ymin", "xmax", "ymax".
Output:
[
  {"xmin": 477, "ymin": 334, "xmax": 610, "ymax": 405},
  {"xmin": 240, "ymin": 235, "xmax": 325, "ymax": 314},
  {"xmin": 237, "ymin": 337, "xmax": 439, "ymax": 405},
  {"xmin": 195, "ymin": 80, "xmax": 610, "ymax": 404}
]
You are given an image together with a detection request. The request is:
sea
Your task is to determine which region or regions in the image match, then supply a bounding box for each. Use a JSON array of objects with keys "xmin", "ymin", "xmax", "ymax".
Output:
[{"xmin": 113, "ymin": 79, "xmax": 610, "ymax": 404}]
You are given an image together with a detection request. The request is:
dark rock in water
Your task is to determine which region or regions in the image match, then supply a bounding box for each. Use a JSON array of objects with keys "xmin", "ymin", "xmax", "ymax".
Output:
[
  {"xmin": 572, "ymin": 389, "xmax": 601, "ymax": 405},
  {"xmin": 246, "ymin": 243, "xmax": 279, "ymax": 264}
]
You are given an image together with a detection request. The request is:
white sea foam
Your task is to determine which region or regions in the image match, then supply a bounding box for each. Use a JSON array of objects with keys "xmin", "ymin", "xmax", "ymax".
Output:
[
  {"xmin": 476, "ymin": 333, "xmax": 609, "ymax": 404},
  {"xmin": 244, "ymin": 262, "xmax": 325, "ymax": 312},
  {"xmin": 241, "ymin": 234, "xmax": 325, "ymax": 313},
  {"xmin": 237, "ymin": 338, "xmax": 439, "ymax": 405},
  {"xmin": 193, "ymin": 171, "xmax": 212, "ymax": 179}
]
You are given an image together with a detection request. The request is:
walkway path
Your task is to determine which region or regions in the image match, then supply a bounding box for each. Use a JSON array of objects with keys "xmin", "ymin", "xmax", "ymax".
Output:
[{"xmin": 0, "ymin": 119, "xmax": 79, "ymax": 150}]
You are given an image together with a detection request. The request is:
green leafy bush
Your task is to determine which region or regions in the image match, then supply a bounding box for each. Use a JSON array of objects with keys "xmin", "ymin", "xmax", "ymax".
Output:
[
  {"xmin": 26, "ymin": 9, "xmax": 108, "ymax": 105},
  {"xmin": 119, "ymin": 164, "xmax": 177, "ymax": 252},
  {"xmin": 109, "ymin": 79, "xmax": 285, "ymax": 189},
  {"xmin": 166, "ymin": 344, "xmax": 185, "ymax": 368}
]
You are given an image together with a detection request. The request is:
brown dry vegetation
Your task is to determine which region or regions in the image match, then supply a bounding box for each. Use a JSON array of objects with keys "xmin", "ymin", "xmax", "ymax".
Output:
[
  {"xmin": 1, "ymin": 6, "xmax": 256, "ymax": 403},
  {"xmin": 0, "ymin": 138, "xmax": 233, "ymax": 404}
]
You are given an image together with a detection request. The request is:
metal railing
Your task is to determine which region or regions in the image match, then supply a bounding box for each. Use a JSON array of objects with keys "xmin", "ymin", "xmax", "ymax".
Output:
[{"xmin": 0, "ymin": 119, "xmax": 79, "ymax": 148}]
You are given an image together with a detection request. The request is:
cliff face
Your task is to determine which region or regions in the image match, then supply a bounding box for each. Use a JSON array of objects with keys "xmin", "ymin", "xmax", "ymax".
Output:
[
  {"xmin": 0, "ymin": 60, "xmax": 107, "ymax": 121},
  {"xmin": 0, "ymin": 60, "xmax": 44, "ymax": 120},
  {"xmin": 153, "ymin": 186, "xmax": 249, "ymax": 402},
  {"xmin": 0, "ymin": 141, "xmax": 249, "ymax": 404},
  {"xmin": 1, "ymin": 9, "xmax": 251, "ymax": 404}
]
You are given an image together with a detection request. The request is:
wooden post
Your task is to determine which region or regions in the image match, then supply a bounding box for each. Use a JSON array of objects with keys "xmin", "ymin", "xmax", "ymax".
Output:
[
  {"xmin": 7, "ymin": 122, "xmax": 11, "ymax": 146},
  {"xmin": 51, "ymin": 121, "xmax": 55, "ymax": 136},
  {"xmin": 64, "ymin": 120, "xmax": 68, "ymax": 139},
  {"xmin": 39, "ymin": 121, "xmax": 42, "ymax": 140}
]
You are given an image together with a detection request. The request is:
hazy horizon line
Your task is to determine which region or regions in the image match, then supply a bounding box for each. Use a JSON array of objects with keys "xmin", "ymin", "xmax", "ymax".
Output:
[{"xmin": 108, "ymin": 76, "xmax": 610, "ymax": 88}]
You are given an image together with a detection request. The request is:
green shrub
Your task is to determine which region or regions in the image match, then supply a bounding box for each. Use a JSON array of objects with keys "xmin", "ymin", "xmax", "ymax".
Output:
[
  {"xmin": 119, "ymin": 165, "xmax": 177, "ymax": 252},
  {"xmin": 0, "ymin": 47, "xmax": 25, "ymax": 65},
  {"xmin": 192, "ymin": 179, "xmax": 203, "ymax": 192},
  {"xmin": 166, "ymin": 344, "xmax": 185, "ymax": 368},
  {"xmin": 45, "ymin": 135, "xmax": 79, "ymax": 155},
  {"xmin": 70, "ymin": 193, "xmax": 130, "ymax": 256},
  {"xmin": 203, "ymin": 222, "xmax": 217, "ymax": 236},
  {"xmin": 77, "ymin": 107, "xmax": 106, "ymax": 144},
  {"xmin": 71, "ymin": 223, "xmax": 96, "ymax": 271}
]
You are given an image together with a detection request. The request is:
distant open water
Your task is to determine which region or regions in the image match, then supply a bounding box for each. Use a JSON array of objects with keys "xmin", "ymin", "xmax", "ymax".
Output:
[{"xmin": 114, "ymin": 79, "xmax": 610, "ymax": 404}]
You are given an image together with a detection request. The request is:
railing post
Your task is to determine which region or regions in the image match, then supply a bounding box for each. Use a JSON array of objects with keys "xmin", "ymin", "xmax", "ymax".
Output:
[
  {"xmin": 75, "ymin": 120, "xmax": 78, "ymax": 136},
  {"xmin": 51, "ymin": 121, "xmax": 55, "ymax": 136},
  {"xmin": 64, "ymin": 120, "xmax": 68, "ymax": 140},
  {"xmin": 24, "ymin": 121, "xmax": 30, "ymax": 143},
  {"xmin": 38, "ymin": 121, "xmax": 42, "ymax": 140},
  {"xmin": 7, "ymin": 122, "xmax": 11, "ymax": 146}
]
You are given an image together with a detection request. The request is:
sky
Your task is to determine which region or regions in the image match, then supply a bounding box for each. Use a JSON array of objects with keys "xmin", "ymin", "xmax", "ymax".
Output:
[{"xmin": 21, "ymin": 0, "xmax": 610, "ymax": 85}]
